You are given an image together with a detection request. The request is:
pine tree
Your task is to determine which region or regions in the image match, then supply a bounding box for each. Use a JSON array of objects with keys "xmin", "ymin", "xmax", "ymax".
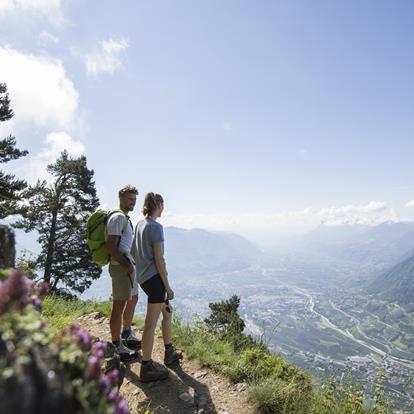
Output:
[
  {"xmin": 204, "ymin": 295, "xmax": 259, "ymax": 351},
  {"xmin": 14, "ymin": 151, "xmax": 102, "ymax": 293},
  {"xmin": 204, "ymin": 295, "xmax": 246, "ymax": 336},
  {"xmin": 0, "ymin": 83, "xmax": 28, "ymax": 219}
]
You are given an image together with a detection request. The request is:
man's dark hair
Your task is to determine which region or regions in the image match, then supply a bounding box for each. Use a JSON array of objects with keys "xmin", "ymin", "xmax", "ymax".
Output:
[{"xmin": 118, "ymin": 185, "xmax": 138, "ymax": 198}]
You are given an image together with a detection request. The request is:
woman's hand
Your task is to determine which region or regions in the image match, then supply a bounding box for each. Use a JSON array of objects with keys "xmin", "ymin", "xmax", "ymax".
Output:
[{"xmin": 166, "ymin": 287, "xmax": 174, "ymax": 300}]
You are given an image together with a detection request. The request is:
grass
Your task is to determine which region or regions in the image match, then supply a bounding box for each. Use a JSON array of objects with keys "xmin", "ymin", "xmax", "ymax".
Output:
[
  {"xmin": 39, "ymin": 296, "xmax": 404, "ymax": 413},
  {"xmin": 41, "ymin": 294, "xmax": 144, "ymax": 331},
  {"xmin": 41, "ymin": 294, "xmax": 113, "ymax": 330},
  {"xmin": 172, "ymin": 317, "xmax": 314, "ymax": 413},
  {"xmin": 172, "ymin": 317, "xmax": 406, "ymax": 414}
]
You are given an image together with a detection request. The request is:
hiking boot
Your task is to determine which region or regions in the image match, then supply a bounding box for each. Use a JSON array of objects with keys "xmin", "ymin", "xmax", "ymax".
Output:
[
  {"xmin": 140, "ymin": 361, "xmax": 169, "ymax": 383},
  {"xmin": 164, "ymin": 344, "xmax": 183, "ymax": 366},
  {"xmin": 122, "ymin": 332, "xmax": 141, "ymax": 350},
  {"xmin": 115, "ymin": 341, "xmax": 139, "ymax": 363}
]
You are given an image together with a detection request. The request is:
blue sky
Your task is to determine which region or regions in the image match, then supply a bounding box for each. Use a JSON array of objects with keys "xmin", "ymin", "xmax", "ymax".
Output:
[{"xmin": 1, "ymin": 0, "xmax": 414, "ymax": 242}]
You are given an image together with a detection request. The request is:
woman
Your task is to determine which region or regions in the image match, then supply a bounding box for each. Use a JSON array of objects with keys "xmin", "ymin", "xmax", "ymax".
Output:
[{"xmin": 132, "ymin": 192, "xmax": 182, "ymax": 382}]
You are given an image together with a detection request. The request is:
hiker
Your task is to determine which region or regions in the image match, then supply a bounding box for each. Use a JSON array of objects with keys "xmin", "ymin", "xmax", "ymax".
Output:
[
  {"xmin": 106, "ymin": 185, "xmax": 141, "ymax": 360},
  {"xmin": 132, "ymin": 192, "xmax": 182, "ymax": 382}
]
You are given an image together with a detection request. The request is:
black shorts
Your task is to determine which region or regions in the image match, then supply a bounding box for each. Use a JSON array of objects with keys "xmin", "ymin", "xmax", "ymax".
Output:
[{"xmin": 140, "ymin": 274, "xmax": 166, "ymax": 304}]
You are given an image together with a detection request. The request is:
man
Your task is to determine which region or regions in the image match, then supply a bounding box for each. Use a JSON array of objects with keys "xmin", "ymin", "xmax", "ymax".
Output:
[{"xmin": 106, "ymin": 185, "xmax": 140, "ymax": 360}]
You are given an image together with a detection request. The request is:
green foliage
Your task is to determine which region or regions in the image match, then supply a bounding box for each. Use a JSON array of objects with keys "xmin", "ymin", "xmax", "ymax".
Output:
[
  {"xmin": 249, "ymin": 377, "xmax": 310, "ymax": 414},
  {"xmin": 338, "ymin": 372, "xmax": 365, "ymax": 413},
  {"xmin": 15, "ymin": 249, "xmax": 39, "ymax": 280},
  {"xmin": 173, "ymin": 305, "xmax": 313, "ymax": 414},
  {"xmin": 204, "ymin": 295, "xmax": 261, "ymax": 351},
  {"xmin": 14, "ymin": 151, "xmax": 101, "ymax": 294},
  {"xmin": 311, "ymin": 370, "xmax": 394, "ymax": 414},
  {"xmin": 42, "ymin": 294, "xmax": 112, "ymax": 330},
  {"xmin": 0, "ymin": 83, "xmax": 28, "ymax": 219},
  {"xmin": 174, "ymin": 297, "xmax": 399, "ymax": 414},
  {"xmin": 372, "ymin": 369, "xmax": 389, "ymax": 414},
  {"xmin": 225, "ymin": 347, "xmax": 310, "ymax": 386}
]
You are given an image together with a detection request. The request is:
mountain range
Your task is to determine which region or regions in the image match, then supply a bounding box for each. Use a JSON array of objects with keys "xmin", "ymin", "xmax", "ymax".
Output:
[
  {"xmin": 283, "ymin": 221, "xmax": 414, "ymax": 273},
  {"xmin": 164, "ymin": 226, "xmax": 260, "ymax": 276}
]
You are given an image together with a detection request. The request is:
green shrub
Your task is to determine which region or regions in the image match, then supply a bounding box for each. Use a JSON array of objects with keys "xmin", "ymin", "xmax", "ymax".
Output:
[{"xmin": 250, "ymin": 377, "xmax": 311, "ymax": 414}]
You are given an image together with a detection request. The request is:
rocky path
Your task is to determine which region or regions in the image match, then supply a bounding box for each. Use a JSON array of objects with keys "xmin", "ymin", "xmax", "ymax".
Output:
[{"xmin": 76, "ymin": 313, "xmax": 254, "ymax": 414}]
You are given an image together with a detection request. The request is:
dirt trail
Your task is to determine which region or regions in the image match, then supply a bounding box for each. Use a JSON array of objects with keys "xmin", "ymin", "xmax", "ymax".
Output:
[{"xmin": 76, "ymin": 313, "xmax": 254, "ymax": 414}]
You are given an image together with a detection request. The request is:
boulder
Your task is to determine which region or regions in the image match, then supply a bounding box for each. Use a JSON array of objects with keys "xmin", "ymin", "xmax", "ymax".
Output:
[{"xmin": 0, "ymin": 224, "xmax": 15, "ymax": 268}]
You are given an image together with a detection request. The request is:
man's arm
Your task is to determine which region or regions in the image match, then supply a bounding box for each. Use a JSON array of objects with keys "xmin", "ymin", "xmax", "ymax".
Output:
[
  {"xmin": 154, "ymin": 241, "xmax": 174, "ymax": 300},
  {"xmin": 106, "ymin": 235, "xmax": 134, "ymax": 274}
]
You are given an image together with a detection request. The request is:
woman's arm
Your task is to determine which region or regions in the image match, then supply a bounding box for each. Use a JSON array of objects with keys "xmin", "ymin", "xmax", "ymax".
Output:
[{"xmin": 154, "ymin": 241, "xmax": 174, "ymax": 300}]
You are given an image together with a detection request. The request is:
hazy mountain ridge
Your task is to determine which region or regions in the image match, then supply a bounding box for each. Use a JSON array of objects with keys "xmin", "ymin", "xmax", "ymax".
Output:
[
  {"xmin": 281, "ymin": 222, "xmax": 414, "ymax": 275},
  {"xmin": 367, "ymin": 252, "xmax": 414, "ymax": 305},
  {"xmin": 164, "ymin": 226, "xmax": 261, "ymax": 276}
]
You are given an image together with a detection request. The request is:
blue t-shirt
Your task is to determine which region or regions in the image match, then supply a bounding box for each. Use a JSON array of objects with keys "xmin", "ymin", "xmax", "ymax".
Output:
[{"xmin": 132, "ymin": 218, "xmax": 164, "ymax": 284}]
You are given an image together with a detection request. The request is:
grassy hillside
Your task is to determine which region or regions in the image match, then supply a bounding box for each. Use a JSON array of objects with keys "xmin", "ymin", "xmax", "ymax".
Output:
[
  {"xmin": 41, "ymin": 295, "xmax": 401, "ymax": 414},
  {"xmin": 368, "ymin": 253, "xmax": 414, "ymax": 305}
]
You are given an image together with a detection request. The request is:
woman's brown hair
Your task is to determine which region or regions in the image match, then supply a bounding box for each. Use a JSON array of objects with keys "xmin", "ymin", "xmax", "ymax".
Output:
[{"xmin": 142, "ymin": 192, "xmax": 164, "ymax": 216}]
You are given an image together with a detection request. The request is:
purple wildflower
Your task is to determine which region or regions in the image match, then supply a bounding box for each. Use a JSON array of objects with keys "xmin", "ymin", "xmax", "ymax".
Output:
[
  {"xmin": 106, "ymin": 369, "xmax": 119, "ymax": 385},
  {"xmin": 91, "ymin": 341, "xmax": 106, "ymax": 358},
  {"xmin": 31, "ymin": 297, "xmax": 42, "ymax": 312},
  {"xmin": 0, "ymin": 271, "xmax": 32, "ymax": 314},
  {"xmin": 36, "ymin": 281, "xmax": 49, "ymax": 296},
  {"xmin": 0, "ymin": 281, "xmax": 9, "ymax": 314},
  {"xmin": 107, "ymin": 386, "xmax": 118, "ymax": 402},
  {"xmin": 77, "ymin": 328, "xmax": 92, "ymax": 351},
  {"xmin": 68, "ymin": 324, "xmax": 80, "ymax": 334},
  {"xmin": 85, "ymin": 355, "xmax": 101, "ymax": 381},
  {"xmin": 114, "ymin": 397, "xmax": 129, "ymax": 414},
  {"xmin": 100, "ymin": 375, "xmax": 111, "ymax": 393}
]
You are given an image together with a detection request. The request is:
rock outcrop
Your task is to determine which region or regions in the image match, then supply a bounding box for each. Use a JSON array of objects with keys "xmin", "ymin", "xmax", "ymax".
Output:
[{"xmin": 0, "ymin": 224, "xmax": 15, "ymax": 268}]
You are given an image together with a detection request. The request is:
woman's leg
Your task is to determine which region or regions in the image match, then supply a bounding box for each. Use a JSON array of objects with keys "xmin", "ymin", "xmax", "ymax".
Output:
[
  {"xmin": 141, "ymin": 302, "xmax": 163, "ymax": 361},
  {"xmin": 161, "ymin": 302, "xmax": 172, "ymax": 345}
]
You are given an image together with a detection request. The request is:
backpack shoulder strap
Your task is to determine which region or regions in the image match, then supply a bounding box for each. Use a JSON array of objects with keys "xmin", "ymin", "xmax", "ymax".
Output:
[{"xmin": 107, "ymin": 209, "xmax": 130, "ymax": 234}]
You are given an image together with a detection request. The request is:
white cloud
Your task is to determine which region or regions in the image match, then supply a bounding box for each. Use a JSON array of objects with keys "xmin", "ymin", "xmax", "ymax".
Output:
[
  {"xmin": 159, "ymin": 201, "xmax": 399, "ymax": 233},
  {"xmin": 38, "ymin": 31, "xmax": 60, "ymax": 46},
  {"xmin": 0, "ymin": 46, "xmax": 79, "ymax": 129},
  {"xmin": 84, "ymin": 37, "xmax": 129, "ymax": 76},
  {"xmin": 315, "ymin": 201, "xmax": 398, "ymax": 226},
  {"xmin": 0, "ymin": 0, "xmax": 67, "ymax": 27},
  {"xmin": 406, "ymin": 200, "xmax": 414, "ymax": 209},
  {"xmin": 26, "ymin": 132, "xmax": 85, "ymax": 183}
]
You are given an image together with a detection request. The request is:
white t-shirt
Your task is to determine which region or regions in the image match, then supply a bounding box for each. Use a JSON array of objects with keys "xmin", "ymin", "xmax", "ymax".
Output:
[{"xmin": 106, "ymin": 211, "xmax": 133, "ymax": 264}]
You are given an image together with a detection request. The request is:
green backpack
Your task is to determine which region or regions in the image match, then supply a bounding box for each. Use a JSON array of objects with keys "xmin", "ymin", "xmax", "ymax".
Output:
[{"xmin": 86, "ymin": 209, "xmax": 130, "ymax": 266}]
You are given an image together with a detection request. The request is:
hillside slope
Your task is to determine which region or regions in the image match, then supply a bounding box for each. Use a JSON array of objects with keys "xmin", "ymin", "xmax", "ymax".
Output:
[{"xmin": 367, "ymin": 253, "xmax": 414, "ymax": 305}]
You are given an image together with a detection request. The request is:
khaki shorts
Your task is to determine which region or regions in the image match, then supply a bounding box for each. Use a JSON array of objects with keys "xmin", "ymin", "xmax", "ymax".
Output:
[{"xmin": 109, "ymin": 264, "xmax": 138, "ymax": 301}]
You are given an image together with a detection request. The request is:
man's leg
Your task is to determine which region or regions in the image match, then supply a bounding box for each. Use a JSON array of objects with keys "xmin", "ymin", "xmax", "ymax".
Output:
[
  {"xmin": 122, "ymin": 293, "xmax": 138, "ymax": 332},
  {"xmin": 110, "ymin": 299, "xmax": 127, "ymax": 342}
]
